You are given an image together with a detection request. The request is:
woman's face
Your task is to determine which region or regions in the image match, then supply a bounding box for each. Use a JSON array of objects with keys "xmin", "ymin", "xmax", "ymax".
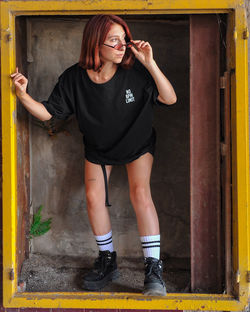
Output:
[{"xmin": 99, "ymin": 23, "xmax": 127, "ymax": 65}]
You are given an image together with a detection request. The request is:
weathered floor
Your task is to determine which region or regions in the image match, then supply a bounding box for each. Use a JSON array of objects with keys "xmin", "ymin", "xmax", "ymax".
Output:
[{"xmin": 19, "ymin": 253, "xmax": 191, "ymax": 293}]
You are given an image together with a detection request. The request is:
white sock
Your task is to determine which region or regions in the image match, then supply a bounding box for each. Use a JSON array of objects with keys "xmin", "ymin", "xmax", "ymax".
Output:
[
  {"xmin": 95, "ymin": 230, "xmax": 114, "ymax": 252},
  {"xmin": 140, "ymin": 234, "xmax": 160, "ymax": 259}
]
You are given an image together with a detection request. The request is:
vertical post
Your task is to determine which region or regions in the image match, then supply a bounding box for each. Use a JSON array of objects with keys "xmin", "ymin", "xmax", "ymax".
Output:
[
  {"xmin": 16, "ymin": 17, "xmax": 30, "ymax": 274},
  {"xmin": 190, "ymin": 14, "xmax": 221, "ymax": 293}
]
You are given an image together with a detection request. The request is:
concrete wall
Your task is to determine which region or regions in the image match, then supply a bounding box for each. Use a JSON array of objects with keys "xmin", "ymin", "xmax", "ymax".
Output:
[{"xmin": 26, "ymin": 16, "xmax": 190, "ymax": 258}]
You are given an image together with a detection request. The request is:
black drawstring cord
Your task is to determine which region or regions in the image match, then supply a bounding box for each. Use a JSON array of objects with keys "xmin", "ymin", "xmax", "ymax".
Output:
[{"xmin": 101, "ymin": 164, "xmax": 112, "ymax": 207}]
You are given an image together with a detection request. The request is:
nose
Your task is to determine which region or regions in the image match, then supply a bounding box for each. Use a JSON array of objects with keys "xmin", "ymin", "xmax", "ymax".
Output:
[
  {"xmin": 118, "ymin": 44, "xmax": 126, "ymax": 51},
  {"xmin": 116, "ymin": 41, "xmax": 126, "ymax": 51},
  {"xmin": 119, "ymin": 37, "xmax": 126, "ymax": 48}
]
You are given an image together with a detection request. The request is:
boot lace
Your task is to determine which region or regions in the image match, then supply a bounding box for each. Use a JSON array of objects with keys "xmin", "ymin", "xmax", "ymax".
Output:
[
  {"xmin": 145, "ymin": 259, "xmax": 165, "ymax": 286},
  {"xmin": 94, "ymin": 252, "xmax": 111, "ymax": 275}
]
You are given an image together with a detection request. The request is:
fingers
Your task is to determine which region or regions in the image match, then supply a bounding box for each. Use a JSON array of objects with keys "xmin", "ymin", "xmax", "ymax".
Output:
[
  {"xmin": 130, "ymin": 48, "xmax": 139, "ymax": 58},
  {"xmin": 10, "ymin": 67, "xmax": 19, "ymax": 78},
  {"xmin": 10, "ymin": 67, "xmax": 27, "ymax": 95},
  {"xmin": 14, "ymin": 80, "xmax": 24, "ymax": 90},
  {"xmin": 131, "ymin": 40, "xmax": 151, "ymax": 49},
  {"xmin": 13, "ymin": 75, "xmax": 25, "ymax": 83},
  {"xmin": 10, "ymin": 72, "xmax": 27, "ymax": 84},
  {"xmin": 12, "ymin": 74, "xmax": 26, "ymax": 84},
  {"xmin": 130, "ymin": 40, "xmax": 152, "ymax": 60},
  {"xmin": 127, "ymin": 41, "xmax": 138, "ymax": 50},
  {"xmin": 11, "ymin": 72, "xmax": 28, "ymax": 93}
]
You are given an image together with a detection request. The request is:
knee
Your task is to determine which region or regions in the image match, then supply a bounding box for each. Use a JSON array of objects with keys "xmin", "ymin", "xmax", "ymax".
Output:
[
  {"xmin": 130, "ymin": 185, "xmax": 151, "ymax": 207},
  {"xmin": 86, "ymin": 189, "xmax": 103, "ymax": 208}
]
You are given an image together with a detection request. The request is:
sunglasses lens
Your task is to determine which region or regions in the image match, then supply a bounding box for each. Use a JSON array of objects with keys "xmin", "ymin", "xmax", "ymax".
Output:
[
  {"xmin": 114, "ymin": 43, "xmax": 127, "ymax": 50},
  {"xmin": 115, "ymin": 44, "xmax": 121, "ymax": 50}
]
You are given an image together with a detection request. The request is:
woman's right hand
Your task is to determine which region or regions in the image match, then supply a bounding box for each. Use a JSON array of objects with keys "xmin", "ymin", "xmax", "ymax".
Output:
[{"xmin": 10, "ymin": 67, "xmax": 28, "ymax": 98}]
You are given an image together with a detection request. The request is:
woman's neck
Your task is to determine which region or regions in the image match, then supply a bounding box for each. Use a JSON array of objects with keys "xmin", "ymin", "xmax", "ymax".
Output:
[{"xmin": 87, "ymin": 63, "xmax": 118, "ymax": 84}]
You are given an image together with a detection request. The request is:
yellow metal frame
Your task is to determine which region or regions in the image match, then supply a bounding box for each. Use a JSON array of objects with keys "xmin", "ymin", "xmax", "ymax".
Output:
[{"xmin": 1, "ymin": 0, "xmax": 249, "ymax": 310}]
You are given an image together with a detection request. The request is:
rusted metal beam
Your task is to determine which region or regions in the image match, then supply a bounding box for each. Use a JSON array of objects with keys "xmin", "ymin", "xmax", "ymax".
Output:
[
  {"xmin": 223, "ymin": 13, "xmax": 233, "ymax": 294},
  {"xmin": 190, "ymin": 14, "xmax": 222, "ymax": 293},
  {"xmin": 222, "ymin": 70, "xmax": 232, "ymax": 295}
]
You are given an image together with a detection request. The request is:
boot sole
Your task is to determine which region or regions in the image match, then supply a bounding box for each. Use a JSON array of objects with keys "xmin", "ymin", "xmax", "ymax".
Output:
[
  {"xmin": 143, "ymin": 283, "xmax": 167, "ymax": 296},
  {"xmin": 82, "ymin": 269, "xmax": 120, "ymax": 291}
]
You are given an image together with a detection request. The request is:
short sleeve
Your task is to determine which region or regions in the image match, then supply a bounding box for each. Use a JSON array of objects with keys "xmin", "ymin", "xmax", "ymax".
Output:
[
  {"xmin": 144, "ymin": 71, "xmax": 168, "ymax": 107},
  {"xmin": 41, "ymin": 73, "xmax": 75, "ymax": 120},
  {"xmin": 134, "ymin": 59, "xmax": 167, "ymax": 107},
  {"xmin": 148, "ymin": 78, "xmax": 165, "ymax": 107}
]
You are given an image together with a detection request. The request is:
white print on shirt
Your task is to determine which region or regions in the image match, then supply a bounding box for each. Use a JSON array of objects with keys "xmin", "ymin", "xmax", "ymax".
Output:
[{"xmin": 125, "ymin": 89, "xmax": 135, "ymax": 103}]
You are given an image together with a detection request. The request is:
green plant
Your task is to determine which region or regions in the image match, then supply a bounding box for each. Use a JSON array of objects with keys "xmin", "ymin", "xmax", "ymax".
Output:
[{"xmin": 30, "ymin": 205, "xmax": 52, "ymax": 239}]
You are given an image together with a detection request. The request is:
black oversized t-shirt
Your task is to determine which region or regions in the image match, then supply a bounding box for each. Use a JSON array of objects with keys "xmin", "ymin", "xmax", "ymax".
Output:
[{"xmin": 42, "ymin": 60, "xmax": 163, "ymax": 165}]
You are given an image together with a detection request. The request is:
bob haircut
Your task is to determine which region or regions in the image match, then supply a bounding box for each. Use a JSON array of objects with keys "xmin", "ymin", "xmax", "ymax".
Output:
[{"xmin": 79, "ymin": 14, "xmax": 134, "ymax": 71}]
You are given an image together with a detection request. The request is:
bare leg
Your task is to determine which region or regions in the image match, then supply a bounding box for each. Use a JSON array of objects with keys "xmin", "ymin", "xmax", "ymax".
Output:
[
  {"xmin": 125, "ymin": 152, "xmax": 159, "ymax": 236},
  {"xmin": 82, "ymin": 160, "xmax": 119, "ymax": 291},
  {"xmin": 84, "ymin": 159, "xmax": 112, "ymax": 235},
  {"xmin": 126, "ymin": 153, "xmax": 166, "ymax": 296}
]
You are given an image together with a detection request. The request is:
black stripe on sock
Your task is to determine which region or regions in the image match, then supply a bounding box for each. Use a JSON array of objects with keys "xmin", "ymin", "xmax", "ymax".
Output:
[
  {"xmin": 142, "ymin": 245, "xmax": 160, "ymax": 249},
  {"xmin": 96, "ymin": 236, "xmax": 112, "ymax": 243},
  {"xmin": 141, "ymin": 240, "xmax": 160, "ymax": 245},
  {"xmin": 97, "ymin": 240, "xmax": 113, "ymax": 246}
]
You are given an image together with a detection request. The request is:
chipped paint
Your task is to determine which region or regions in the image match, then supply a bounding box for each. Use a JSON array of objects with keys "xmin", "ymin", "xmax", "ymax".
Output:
[{"xmin": 12, "ymin": 109, "xmax": 16, "ymax": 124}]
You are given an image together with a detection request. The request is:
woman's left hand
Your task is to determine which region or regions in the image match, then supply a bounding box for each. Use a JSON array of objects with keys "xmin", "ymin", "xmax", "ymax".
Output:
[{"xmin": 130, "ymin": 40, "xmax": 154, "ymax": 68}]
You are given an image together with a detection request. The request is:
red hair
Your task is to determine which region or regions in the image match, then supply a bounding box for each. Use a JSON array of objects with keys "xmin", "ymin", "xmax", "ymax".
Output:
[{"xmin": 79, "ymin": 15, "xmax": 134, "ymax": 71}]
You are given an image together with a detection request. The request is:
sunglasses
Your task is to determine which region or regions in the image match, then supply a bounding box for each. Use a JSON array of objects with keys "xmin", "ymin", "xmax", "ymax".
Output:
[{"xmin": 103, "ymin": 41, "xmax": 137, "ymax": 51}]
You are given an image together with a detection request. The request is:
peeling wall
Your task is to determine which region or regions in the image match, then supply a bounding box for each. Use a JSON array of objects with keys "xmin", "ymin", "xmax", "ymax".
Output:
[{"xmin": 26, "ymin": 16, "xmax": 190, "ymax": 258}]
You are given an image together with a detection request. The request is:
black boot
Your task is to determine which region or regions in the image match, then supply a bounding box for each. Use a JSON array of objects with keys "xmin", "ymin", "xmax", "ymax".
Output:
[
  {"xmin": 81, "ymin": 250, "xmax": 119, "ymax": 291},
  {"xmin": 143, "ymin": 257, "xmax": 167, "ymax": 296}
]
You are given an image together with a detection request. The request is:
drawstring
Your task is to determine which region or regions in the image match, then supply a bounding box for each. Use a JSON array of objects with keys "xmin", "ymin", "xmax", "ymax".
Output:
[{"xmin": 101, "ymin": 164, "xmax": 112, "ymax": 207}]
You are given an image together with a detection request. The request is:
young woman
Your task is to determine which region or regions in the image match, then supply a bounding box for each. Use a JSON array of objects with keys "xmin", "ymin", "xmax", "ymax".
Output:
[{"xmin": 11, "ymin": 14, "xmax": 177, "ymax": 296}]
